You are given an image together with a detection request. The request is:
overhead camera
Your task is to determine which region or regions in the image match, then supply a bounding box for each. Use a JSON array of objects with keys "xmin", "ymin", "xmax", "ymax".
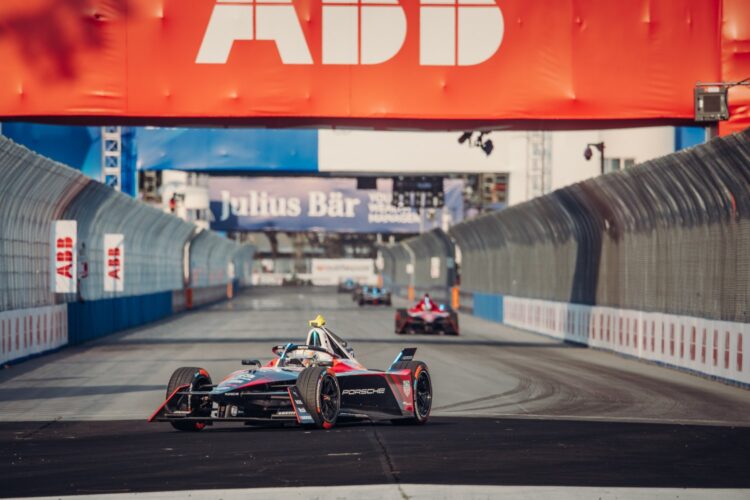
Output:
[
  {"xmin": 584, "ymin": 145, "xmax": 593, "ymax": 161},
  {"xmin": 457, "ymin": 131, "xmax": 494, "ymax": 156}
]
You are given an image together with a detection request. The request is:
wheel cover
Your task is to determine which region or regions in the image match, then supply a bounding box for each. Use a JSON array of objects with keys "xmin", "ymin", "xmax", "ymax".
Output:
[
  {"xmin": 415, "ymin": 370, "xmax": 432, "ymax": 419},
  {"xmin": 319, "ymin": 375, "xmax": 340, "ymax": 422}
]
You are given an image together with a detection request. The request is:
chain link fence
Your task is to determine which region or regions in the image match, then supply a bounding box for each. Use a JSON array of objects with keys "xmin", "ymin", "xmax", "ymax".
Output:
[
  {"xmin": 393, "ymin": 130, "xmax": 749, "ymax": 323},
  {"xmin": 0, "ymin": 135, "xmax": 254, "ymax": 313}
]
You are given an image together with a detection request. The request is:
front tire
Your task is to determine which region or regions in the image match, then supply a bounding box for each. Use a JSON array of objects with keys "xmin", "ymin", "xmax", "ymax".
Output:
[
  {"xmin": 165, "ymin": 366, "xmax": 212, "ymax": 432},
  {"xmin": 390, "ymin": 361, "xmax": 432, "ymax": 425},
  {"xmin": 296, "ymin": 366, "xmax": 340, "ymax": 429}
]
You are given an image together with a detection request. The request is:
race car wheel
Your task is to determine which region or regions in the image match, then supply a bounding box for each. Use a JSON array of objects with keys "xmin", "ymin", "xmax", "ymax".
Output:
[
  {"xmin": 165, "ymin": 367, "xmax": 212, "ymax": 432},
  {"xmin": 391, "ymin": 361, "xmax": 432, "ymax": 425},
  {"xmin": 297, "ymin": 366, "xmax": 340, "ymax": 429}
]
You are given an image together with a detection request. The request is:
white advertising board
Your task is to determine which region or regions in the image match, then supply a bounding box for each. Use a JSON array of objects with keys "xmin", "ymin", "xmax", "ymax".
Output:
[{"xmin": 51, "ymin": 221, "xmax": 77, "ymax": 293}]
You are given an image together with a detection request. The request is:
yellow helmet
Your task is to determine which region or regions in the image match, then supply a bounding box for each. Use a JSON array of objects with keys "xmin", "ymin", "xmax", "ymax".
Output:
[{"xmin": 308, "ymin": 314, "xmax": 326, "ymax": 328}]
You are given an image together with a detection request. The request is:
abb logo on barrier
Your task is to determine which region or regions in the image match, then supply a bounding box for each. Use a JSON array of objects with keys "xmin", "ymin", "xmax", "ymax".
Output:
[
  {"xmin": 103, "ymin": 234, "xmax": 124, "ymax": 293},
  {"xmin": 56, "ymin": 237, "xmax": 74, "ymax": 279},
  {"xmin": 197, "ymin": 0, "xmax": 504, "ymax": 66},
  {"xmin": 51, "ymin": 221, "xmax": 77, "ymax": 293}
]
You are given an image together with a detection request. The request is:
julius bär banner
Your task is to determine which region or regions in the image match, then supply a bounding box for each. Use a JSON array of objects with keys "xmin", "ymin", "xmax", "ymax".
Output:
[
  {"xmin": 1, "ymin": 0, "xmax": 748, "ymax": 132},
  {"xmin": 209, "ymin": 177, "xmax": 464, "ymax": 233}
]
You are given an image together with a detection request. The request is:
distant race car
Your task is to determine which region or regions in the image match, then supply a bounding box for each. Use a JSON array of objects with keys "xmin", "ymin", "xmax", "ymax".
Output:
[
  {"xmin": 337, "ymin": 278, "xmax": 358, "ymax": 293},
  {"xmin": 357, "ymin": 286, "xmax": 392, "ymax": 306},
  {"xmin": 149, "ymin": 315, "xmax": 432, "ymax": 430},
  {"xmin": 395, "ymin": 294, "xmax": 459, "ymax": 335}
]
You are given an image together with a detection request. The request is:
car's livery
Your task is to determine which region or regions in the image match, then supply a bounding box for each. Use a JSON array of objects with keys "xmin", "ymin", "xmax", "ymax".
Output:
[
  {"xmin": 357, "ymin": 286, "xmax": 392, "ymax": 306},
  {"xmin": 395, "ymin": 294, "xmax": 459, "ymax": 335},
  {"xmin": 149, "ymin": 315, "xmax": 431, "ymax": 430}
]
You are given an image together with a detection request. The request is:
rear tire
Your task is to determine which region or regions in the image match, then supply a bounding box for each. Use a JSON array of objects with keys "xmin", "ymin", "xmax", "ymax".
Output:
[
  {"xmin": 296, "ymin": 366, "xmax": 340, "ymax": 429},
  {"xmin": 165, "ymin": 367, "xmax": 212, "ymax": 432},
  {"xmin": 390, "ymin": 361, "xmax": 432, "ymax": 425}
]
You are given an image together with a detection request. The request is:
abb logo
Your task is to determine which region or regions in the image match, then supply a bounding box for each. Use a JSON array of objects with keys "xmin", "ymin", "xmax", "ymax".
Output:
[
  {"xmin": 107, "ymin": 248, "xmax": 121, "ymax": 280},
  {"xmin": 196, "ymin": 0, "xmax": 504, "ymax": 66},
  {"xmin": 56, "ymin": 237, "xmax": 74, "ymax": 279},
  {"xmin": 51, "ymin": 221, "xmax": 77, "ymax": 293},
  {"xmin": 103, "ymin": 234, "xmax": 124, "ymax": 293}
]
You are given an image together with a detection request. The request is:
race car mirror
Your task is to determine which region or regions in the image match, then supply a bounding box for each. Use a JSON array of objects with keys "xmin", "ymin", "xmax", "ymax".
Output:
[{"xmin": 241, "ymin": 359, "xmax": 261, "ymax": 367}]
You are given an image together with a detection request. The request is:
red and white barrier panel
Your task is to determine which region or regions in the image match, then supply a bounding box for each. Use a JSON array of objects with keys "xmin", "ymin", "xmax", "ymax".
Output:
[
  {"xmin": 0, "ymin": 305, "xmax": 68, "ymax": 365},
  {"xmin": 503, "ymin": 296, "xmax": 750, "ymax": 386}
]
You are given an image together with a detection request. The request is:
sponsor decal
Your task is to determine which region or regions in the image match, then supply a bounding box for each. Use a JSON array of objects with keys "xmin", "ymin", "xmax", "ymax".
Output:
[
  {"xmin": 402, "ymin": 380, "xmax": 411, "ymax": 398},
  {"xmin": 103, "ymin": 234, "xmax": 124, "ymax": 292},
  {"xmin": 51, "ymin": 221, "xmax": 77, "ymax": 293},
  {"xmin": 342, "ymin": 387, "xmax": 386, "ymax": 396}
]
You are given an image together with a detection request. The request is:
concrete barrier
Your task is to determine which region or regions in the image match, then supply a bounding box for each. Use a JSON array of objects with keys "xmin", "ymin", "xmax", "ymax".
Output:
[
  {"xmin": 502, "ymin": 295, "xmax": 750, "ymax": 387},
  {"xmin": 0, "ymin": 305, "xmax": 68, "ymax": 365}
]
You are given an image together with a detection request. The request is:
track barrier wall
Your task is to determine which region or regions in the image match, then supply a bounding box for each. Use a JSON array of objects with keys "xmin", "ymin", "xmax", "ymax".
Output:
[
  {"xmin": 381, "ymin": 130, "xmax": 750, "ymax": 386},
  {"xmin": 0, "ymin": 136, "xmax": 254, "ymax": 364}
]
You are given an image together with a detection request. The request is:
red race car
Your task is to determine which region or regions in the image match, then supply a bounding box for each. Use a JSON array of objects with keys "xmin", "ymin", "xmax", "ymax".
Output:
[{"xmin": 395, "ymin": 294, "xmax": 460, "ymax": 336}]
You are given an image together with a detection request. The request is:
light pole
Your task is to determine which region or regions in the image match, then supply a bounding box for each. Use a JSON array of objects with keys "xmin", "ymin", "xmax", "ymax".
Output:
[{"xmin": 584, "ymin": 142, "xmax": 605, "ymax": 175}]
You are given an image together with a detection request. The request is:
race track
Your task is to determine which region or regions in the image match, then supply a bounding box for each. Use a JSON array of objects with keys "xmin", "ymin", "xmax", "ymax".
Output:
[{"xmin": 1, "ymin": 287, "xmax": 749, "ymax": 498}]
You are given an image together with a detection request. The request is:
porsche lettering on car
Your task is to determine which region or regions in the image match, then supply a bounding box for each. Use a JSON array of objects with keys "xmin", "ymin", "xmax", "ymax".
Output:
[{"xmin": 149, "ymin": 315, "xmax": 432, "ymax": 430}]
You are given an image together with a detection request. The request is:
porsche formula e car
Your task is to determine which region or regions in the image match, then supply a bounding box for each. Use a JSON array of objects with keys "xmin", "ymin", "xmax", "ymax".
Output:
[
  {"xmin": 149, "ymin": 315, "xmax": 431, "ymax": 430},
  {"xmin": 357, "ymin": 286, "xmax": 392, "ymax": 306},
  {"xmin": 395, "ymin": 294, "xmax": 459, "ymax": 335}
]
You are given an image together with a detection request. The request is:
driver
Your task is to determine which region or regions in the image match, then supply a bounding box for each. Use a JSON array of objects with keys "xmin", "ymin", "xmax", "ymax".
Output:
[{"xmin": 285, "ymin": 347, "xmax": 333, "ymax": 368}]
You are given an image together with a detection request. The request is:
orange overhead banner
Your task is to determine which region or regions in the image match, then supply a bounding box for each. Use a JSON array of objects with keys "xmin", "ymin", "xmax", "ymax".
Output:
[{"xmin": 0, "ymin": 0, "xmax": 747, "ymax": 128}]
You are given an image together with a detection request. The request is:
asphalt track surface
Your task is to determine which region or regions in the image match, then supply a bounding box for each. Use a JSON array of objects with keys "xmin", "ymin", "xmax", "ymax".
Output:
[{"xmin": 1, "ymin": 287, "xmax": 749, "ymax": 498}]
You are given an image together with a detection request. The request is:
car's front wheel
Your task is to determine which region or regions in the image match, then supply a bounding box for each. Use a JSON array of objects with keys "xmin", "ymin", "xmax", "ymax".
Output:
[
  {"xmin": 165, "ymin": 366, "xmax": 212, "ymax": 432},
  {"xmin": 296, "ymin": 366, "xmax": 340, "ymax": 429}
]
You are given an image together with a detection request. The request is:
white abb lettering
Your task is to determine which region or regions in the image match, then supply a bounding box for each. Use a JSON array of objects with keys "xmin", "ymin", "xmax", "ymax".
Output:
[
  {"xmin": 420, "ymin": 0, "xmax": 504, "ymax": 66},
  {"xmin": 322, "ymin": 0, "xmax": 406, "ymax": 65},
  {"xmin": 196, "ymin": 0, "xmax": 313, "ymax": 64},
  {"xmin": 196, "ymin": 0, "xmax": 503, "ymax": 66}
]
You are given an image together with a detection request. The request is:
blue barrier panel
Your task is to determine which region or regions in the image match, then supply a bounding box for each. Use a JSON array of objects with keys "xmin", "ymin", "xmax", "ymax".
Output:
[
  {"xmin": 67, "ymin": 291, "xmax": 173, "ymax": 345},
  {"xmin": 472, "ymin": 292, "xmax": 504, "ymax": 323}
]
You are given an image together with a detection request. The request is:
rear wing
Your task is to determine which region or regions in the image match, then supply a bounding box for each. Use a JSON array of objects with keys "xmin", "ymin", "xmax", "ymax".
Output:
[{"xmin": 389, "ymin": 347, "xmax": 417, "ymax": 370}]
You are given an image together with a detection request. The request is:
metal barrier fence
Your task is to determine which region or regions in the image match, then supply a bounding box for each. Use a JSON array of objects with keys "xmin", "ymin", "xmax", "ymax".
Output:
[
  {"xmin": 0, "ymin": 135, "xmax": 254, "ymax": 314},
  {"xmin": 380, "ymin": 229, "xmax": 456, "ymax": 301},
  {"xmin": 0, "ymin": 138, "xmax": 88, "ymax": 311},
  {"xmin": 62, "ymin": 180, "xmax": 196, "ymax": 301},
  {"xmin": 390, "ymin": 129, "xmax": 750, "ymax": 323}
]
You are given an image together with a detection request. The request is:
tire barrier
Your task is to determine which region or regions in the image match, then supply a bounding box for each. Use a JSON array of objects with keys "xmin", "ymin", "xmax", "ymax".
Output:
[{"xmin": 0, "ymin": 135, "xmax": 255, "ymax": 363}]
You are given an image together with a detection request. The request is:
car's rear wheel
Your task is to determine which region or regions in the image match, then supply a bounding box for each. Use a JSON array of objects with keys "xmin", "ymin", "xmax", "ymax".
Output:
[
  {"xmin": 165, "ymin": 366, "xmax": 212, "ymax": 432},
  {"xmin": 296, "ymin": 366, "xmax": 340, "ymax": 429},
  {"xmin": 390, "ymin": 361, "xmax": 432, "ymax": 425}
]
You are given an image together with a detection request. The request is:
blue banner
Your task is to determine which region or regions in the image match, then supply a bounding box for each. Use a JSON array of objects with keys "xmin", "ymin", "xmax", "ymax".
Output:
[
  {"xmin": 210, "ymin": 177, "xmax": 464, "ymax": 233},
  {"xmin": 135, "ymin": 127, "xmax": 318, "ymax": 173}
]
